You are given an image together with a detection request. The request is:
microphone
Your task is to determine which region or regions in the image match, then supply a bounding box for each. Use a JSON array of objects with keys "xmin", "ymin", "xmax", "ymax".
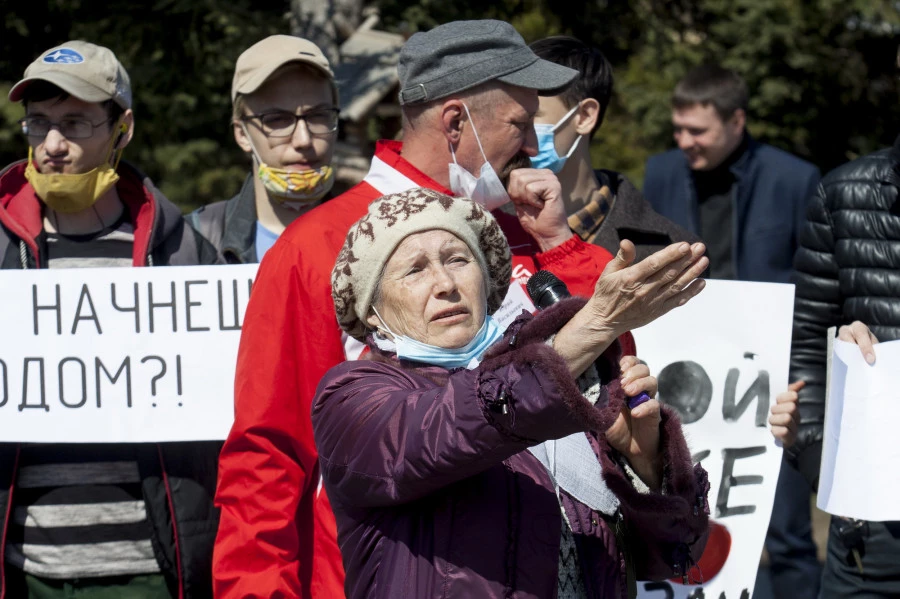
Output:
[
  {"xmin": 525, "ymin": 270, "xmax": 650, "ymax": 410},
  {"xmin": 525, "ymin": 269, "xmax": 571, "ymax": 308}
]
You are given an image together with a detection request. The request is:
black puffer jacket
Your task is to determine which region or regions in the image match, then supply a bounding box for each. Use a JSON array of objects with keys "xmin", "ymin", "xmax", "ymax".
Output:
[{"xmin": 788, "ymin": 136, "xmax": 900, "ymax": 488}]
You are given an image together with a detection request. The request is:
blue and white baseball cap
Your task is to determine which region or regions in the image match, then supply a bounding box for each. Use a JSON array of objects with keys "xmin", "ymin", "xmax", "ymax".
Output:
[{"xmin": 9, "ymin": 41, "xmax": 132, "ymax": 109}]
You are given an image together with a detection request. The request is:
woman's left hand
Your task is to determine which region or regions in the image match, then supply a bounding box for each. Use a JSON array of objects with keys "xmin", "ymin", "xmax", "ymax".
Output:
[{"xmin": 605, "ymin": 356, "xmax": 663, "ymax": 491}]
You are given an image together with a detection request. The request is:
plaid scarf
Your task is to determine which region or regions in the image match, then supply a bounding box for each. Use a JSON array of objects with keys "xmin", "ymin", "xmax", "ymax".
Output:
[{"xmin": 567, "ymin": 185, "xmax": 616, "ymax": 244}]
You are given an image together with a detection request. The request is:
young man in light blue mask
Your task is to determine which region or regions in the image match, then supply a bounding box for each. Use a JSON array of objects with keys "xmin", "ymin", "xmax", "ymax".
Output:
[{"xmin": 530, "ymin": 36, "xmax": 698, "ymax": 262}]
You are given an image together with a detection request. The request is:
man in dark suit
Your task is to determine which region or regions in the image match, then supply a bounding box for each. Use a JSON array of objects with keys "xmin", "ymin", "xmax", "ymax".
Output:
[{"xmin": 644, "ymin": 64, "xmax": 821, "ymax": 599}]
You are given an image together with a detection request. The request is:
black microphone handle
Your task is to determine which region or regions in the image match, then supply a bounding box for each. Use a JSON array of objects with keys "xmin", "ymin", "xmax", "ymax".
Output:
[{"xmin": 525, "ymin": 270, "xmax": 570, "ymax": 310}]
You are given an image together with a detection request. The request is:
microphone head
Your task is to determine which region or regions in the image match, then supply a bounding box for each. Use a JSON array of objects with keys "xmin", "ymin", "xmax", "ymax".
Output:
[{"xmin": 526, "ymin": 270, "xmax": 571, "ymax": 310}]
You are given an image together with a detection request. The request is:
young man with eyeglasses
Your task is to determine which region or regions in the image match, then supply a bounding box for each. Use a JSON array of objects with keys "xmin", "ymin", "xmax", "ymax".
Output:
[
  {"xmin": 190, "ymin": 35, "xmax": 340, "ymax": 263},
  {"xmin": 0, "ymin": 41, "xmax": 220, "ymax": 598},
  {"xmin": 208, "ymin": 34, "xmax": 348, "ymax": 599}
]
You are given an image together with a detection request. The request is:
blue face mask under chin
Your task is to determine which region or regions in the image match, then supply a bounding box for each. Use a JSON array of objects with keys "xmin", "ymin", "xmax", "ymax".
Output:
[
  {"xmin": 530, "ymin": 103, "xmax": 583, "ymax": 174},
  {"xmin": 372, "ymin": 308, "xmax": 505, "ymax": 370}
]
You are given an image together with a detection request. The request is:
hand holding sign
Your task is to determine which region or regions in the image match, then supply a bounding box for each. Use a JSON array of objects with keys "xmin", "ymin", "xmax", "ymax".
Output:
[
  {"xmin": 838, "ymin": 320, "xmax": 879, "ymax": 365},
  {"xmin": 770, "ymin": 380, "xmax": 803, "ymax": 447}
]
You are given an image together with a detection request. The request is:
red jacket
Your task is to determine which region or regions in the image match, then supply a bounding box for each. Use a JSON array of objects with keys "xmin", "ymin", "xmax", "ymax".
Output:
[{"xmin": 213, "ymin": 141, "xmax": 624, "ymax": 598}]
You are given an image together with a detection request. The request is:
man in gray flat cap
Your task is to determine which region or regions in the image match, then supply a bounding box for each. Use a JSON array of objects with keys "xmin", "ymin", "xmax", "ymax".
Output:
[
  {"xmin": 217, "ymin": 20, "xmax": 705, "ymax": 598},
  {"xmin": 340, "ymin": 18, "xmax": 619, "ymax": 289}
]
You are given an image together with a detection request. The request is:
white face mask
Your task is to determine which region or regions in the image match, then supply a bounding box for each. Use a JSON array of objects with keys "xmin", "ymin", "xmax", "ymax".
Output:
[{"xmin": 448, "ymin": 103, "xmax": 512, "ymax": 212}]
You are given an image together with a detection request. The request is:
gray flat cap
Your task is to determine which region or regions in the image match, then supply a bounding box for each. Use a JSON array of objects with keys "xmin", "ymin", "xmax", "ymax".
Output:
[{"xmin": 398, "ymin": 20, "xmax": 577, "ymax": 105}]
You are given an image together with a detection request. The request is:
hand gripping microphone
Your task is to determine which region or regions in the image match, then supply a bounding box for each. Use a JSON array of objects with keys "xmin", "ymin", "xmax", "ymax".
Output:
[{"xmin": 525, "ymin": 270, "xmax": 650, "ymax": 409}]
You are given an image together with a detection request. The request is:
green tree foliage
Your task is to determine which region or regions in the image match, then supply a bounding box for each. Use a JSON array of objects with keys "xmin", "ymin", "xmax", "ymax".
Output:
[
  {"xmin": 378, "ymin": 0, "xmax": 900, "ymax": 186},
  {"xmin": 0, "ymin": 0, "xmax": 289, "ymax": 211},
  {"xmin": 3, "ymin": 1, "xmax": 897, "ymax": 211}
]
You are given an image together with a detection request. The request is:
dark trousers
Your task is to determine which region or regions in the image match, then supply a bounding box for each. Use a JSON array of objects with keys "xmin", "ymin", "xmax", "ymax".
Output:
[
  {"xmin": 764, "ymin": 457, "xmax": 821, "ymax": 599},
  {"xmin": 821, "ymin": 518, "xmax": 900, "ymax": 598},
  {"xmin": 5, "ymin": 566, "xmax": 173, "ymax": 599}
]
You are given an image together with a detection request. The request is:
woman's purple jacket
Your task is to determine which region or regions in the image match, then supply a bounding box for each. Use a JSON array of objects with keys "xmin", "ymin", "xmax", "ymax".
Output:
[{"xmin": 312, "ymin": 299, "xmax": 710, "ymax": 599}]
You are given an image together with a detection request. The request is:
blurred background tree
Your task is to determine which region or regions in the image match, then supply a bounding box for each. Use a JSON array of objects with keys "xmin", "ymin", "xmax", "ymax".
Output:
[
  {"xmin": 1, "ymin": 0, "xmax": 898, "ymax": 211},
  {"xmin": 378, "ymin": 0, "xmax": 900, "ymax": 186}
]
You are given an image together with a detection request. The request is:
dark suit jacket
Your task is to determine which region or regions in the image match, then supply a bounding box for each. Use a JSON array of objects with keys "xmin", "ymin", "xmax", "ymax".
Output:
[{"xmin": 643, "ymin": 136, "xmax": 820, "ymax": 283}]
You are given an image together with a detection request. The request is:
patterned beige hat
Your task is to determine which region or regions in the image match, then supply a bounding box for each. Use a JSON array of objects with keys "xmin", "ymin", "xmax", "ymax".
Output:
[{"xmin": 332, "ymin": 188, "xmax": 512, "ymax": 341}]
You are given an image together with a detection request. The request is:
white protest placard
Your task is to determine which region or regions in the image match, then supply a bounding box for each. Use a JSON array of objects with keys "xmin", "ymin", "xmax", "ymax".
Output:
[
  {"xmin": 631, "ymin": 279, "xmax": 794, "ymax": 599},
  {"xmin": 0, "ymin": 264, "xmax": 258, "ymax": 443},
  {"xmin": 818, "ymin": 338, "xmax": 900, "ymax": 521}
]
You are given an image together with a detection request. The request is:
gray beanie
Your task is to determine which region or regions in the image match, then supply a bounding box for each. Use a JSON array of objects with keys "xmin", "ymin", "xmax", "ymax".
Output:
[{"xmin": 332, "ymin": 188, "xmax": 512, "ymax": 341}]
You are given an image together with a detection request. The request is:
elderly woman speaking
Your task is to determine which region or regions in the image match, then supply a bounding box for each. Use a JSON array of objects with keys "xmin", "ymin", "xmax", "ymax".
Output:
[{"xmin": 314, "ymin": 188, "xmax": 710, "ymax": 599}]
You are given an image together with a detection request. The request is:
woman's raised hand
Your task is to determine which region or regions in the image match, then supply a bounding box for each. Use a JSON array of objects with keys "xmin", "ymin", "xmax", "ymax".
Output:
[{"xmin": 587, "ymin": 240, "xmax": 708, "ymax": 339}]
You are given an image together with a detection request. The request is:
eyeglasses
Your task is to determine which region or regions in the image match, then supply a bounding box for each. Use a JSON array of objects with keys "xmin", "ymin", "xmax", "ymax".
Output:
[
  {"xmin": 20, "ymin": 116, "xmax": 113, "ymax": 140},
  {"xmin": 241, "ymin": 108, "xmax": 339, "ymax": 138}
]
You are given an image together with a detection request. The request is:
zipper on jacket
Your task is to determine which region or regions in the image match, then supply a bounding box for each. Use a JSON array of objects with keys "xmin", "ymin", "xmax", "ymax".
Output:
[
  {"xmin": 156, "ymin": 445, "xmax": 185, "ymax": 599},
  {"xmin": 0, "ymin": 446, "xmax": 22, "ymax": 599},
  {"xmin": 613, "ymin": 510, "xmax": 637, "ymax": 599},
  {"xmin": 17, "ymin": 239, "xmax": 42, "ymax": 269}
]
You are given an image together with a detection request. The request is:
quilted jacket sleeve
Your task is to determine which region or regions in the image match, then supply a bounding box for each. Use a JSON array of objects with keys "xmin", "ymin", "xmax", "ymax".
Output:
[{"xmin": 788, "ymin": 182, "xmax": 842, "ymax": 488}]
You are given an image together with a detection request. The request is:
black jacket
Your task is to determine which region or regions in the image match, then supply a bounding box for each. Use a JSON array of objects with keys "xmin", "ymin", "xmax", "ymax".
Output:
[
  {"xmin": 189, "ymin": 176, "xmax": 257, "ymax": 264},
  {"xmin": 788, "ymin": 136, "xmax": 900, "ymax": 488},
  {"xmin": 0, "ymin": 160, "xmax": 220, "ymax": 598},
  {"xmin": 588, "ymin": 170, "xmax": 701, "ymax": 262}
]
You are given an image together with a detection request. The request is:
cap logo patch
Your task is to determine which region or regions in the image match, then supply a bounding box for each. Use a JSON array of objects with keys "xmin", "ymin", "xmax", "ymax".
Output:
[{"xmin": 43, "ymin": 49, "xmax": 84, "ymax": 64}]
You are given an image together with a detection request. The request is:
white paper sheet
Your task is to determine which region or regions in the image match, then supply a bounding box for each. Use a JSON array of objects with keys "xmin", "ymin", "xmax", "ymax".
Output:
[{"xmin": 818, "ymin": 338, "xmax": 900, "ymax": 521}]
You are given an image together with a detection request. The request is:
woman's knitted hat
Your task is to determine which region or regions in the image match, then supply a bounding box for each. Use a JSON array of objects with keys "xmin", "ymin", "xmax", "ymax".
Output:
[{"xmin": 332, "ymin": 188, "xmax": 512, "ymax": 341}]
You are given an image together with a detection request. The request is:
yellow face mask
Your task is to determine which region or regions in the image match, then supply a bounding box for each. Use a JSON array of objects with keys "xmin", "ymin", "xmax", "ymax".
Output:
[
  {"xmin": 256, "ymin": 163, "xmax": 335, "ymax": 204},
  {"xmin": 241, "ymin": 122, "xmax": 335, "ymax": 205},
  {"xmin": 24, "ymin": 126, "xmax": 124, "ymax": 215}
]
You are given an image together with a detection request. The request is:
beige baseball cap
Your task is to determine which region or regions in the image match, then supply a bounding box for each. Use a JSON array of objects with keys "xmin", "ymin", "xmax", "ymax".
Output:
[
  {"xmin": 232, "ymin": 35, "xmax": 333, "ymax": 101},
  {"xmin": 9, "ymin": 41, "xmax": 132, "ymax": 109}
]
